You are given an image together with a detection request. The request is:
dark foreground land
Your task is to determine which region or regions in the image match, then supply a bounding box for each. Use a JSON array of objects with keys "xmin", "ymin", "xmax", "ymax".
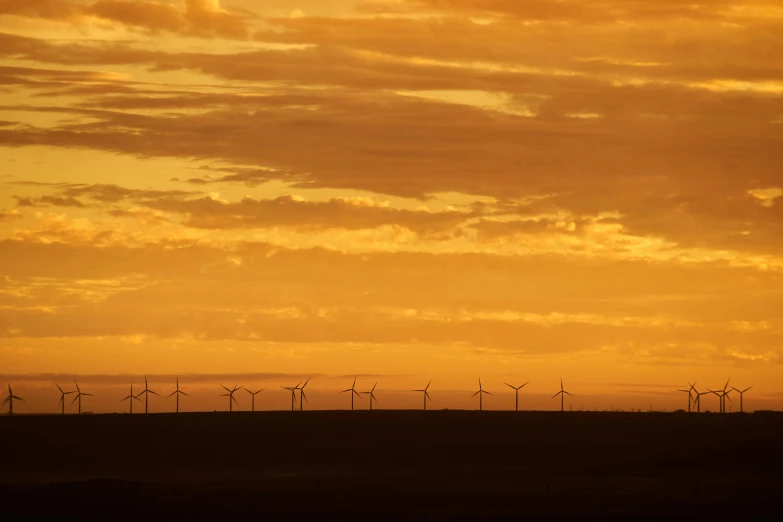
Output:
[{"xmin": 2, "ymin": 410, "xmax": 782, "ymax": 521}]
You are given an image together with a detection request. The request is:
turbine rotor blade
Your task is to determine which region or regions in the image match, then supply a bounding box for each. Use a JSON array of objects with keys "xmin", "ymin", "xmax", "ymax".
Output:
[{"xmin": 471, "ymin": 391, "xmax": 480, "ymax": 398}]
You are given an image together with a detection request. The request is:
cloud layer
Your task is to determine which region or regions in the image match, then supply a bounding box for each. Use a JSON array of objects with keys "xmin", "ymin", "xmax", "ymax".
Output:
[{"xmin": 1, "ymin": 0, "xmax": 781, "ymax": 410}]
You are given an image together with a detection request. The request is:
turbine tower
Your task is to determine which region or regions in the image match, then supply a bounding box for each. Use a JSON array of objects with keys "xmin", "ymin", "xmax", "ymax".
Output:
[
  {"xmin": 137, "ymin": 375, "xmax": 159, "ymax": 414},
  {"xmin": 56, "ymin": 384, "xmax": 74, "ymax": 415},
  {"xmin": 282, "ymin": 381, "xmax": 301, "ymax": 411},
  {"xmin": 413, "ymin": 380, "xmax": 432, "ymax": 411},
  {"xmin": 361, "ymin": 382, "xmax": 379, "ymax": 411},
  {"xmin": 245, "ymin": 388, "xmax": 264, "ymax": 412},
  {"xmin": 2, "ymin": 385, "xmax": 24, "ymax": 416},
  {"xmin": 551, "ymin": 378, "xmax": 573, "ymax": 412},
  {"xmin": 341, "ymin": 377, "xmax": 362, "ymax": 411},
  {"xmin": 121, "ymin": 383, "xmax": 142, "ymax": 414},
  {"xmin": 504, "ymin": 381, "xmax": 529, "ymax": 412},
  {"xmin": 219, "ymin": 384, "xmax": 243, "ymax": 412},
  {"xmin": 471, "ymin": 379, "xmax": 492, "ymax": 411},
  {"xmin": 731, "ymin": 385, "xmax": 753, "ymax": 413},
  {"xmin": 167, "ymin": 378, "xmax": 189, "ymax": 413},
  {"xmin": 299, "ymin": 377, "xmax": 311, "ymax": 411},
  {"xmin": 71, "ymin": 381, "xmax": 93, "ymax": 415}
]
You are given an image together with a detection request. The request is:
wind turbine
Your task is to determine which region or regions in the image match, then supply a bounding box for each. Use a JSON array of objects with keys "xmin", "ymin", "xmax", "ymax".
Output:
[
  {"xmin": 121, "ymin": 384, "xmax": 142, "ymax": 414},
  {"xmin": 136, "ymin": 375, "xmax": 159, "ymax": 414},
  {"xmin": 551, "ymin": 378, "xmax": 573, "ymax": 412},
  {"xmin": 219, "ymin": 384, "xmax": 243, "ymax": 412},
  {"xmin": 56, "ymin": 384, "xmax": 74, "ymax": 415},
  {"xmin": 245, "ymin": 388, "xmax": 264, "ymax": 412},
  {"xmin": 361, "ymin": 382, "xmax": 379, "ymax": 411},
  {"xmin": 299, "ymin": 377, "xmax": 311, "ymax": 411},
  {"xmin": 2, "ymin": 385, "xmax": 24, "ymax": 416},
  {"xmin": 413, "ymin": 380, "xmax": 432, "ymax": 411},
  {"xmin": 504, "ymin": 381, "xmax": 528, "ymax": 412},
  {"xmin": 341, "ymin": 377, "xmax": 362, "ymax": 411},
  {"xmin": 282, "ymin": 381, "xmax": 301, "ymax": 411},
  {"xmin": 167, "ymin": 378, "xmax": 189, "ymax": 413},
  {"xmin": 677, "ymin": 387, "xmax": 693, "ymax": 413},
  {"xmin": 709, "ymin": 379, "xmax": 732, "ymax": 414},
  {"xmin": 731, "ymin": 385, "xmax": 753, "ymax": 413},
  {"xmin": 471, "ymin": 379, "xmax": 492, "ymax": 411},
  {"xmin": 693, "ymin": 388, "xmax": 711, "ymax": 414},
  {"xmin": 71, "ymin": 381, "xmax": 93, "ymax": 415}
]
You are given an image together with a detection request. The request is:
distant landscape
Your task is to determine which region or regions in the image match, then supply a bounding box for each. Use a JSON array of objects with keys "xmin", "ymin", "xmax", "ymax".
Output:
[{"xmin": 2, "ymin": 411, "xmax": 782, "ymax": 520}]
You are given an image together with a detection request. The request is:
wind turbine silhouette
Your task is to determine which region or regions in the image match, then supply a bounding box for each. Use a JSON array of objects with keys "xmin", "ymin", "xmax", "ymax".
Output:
[
  {"xmin": 299, "ymin": 377, "xmax": 311, "ymax": 411},
  {"xmin": 220, "ymin": 384, "xmax": 243, "ymax": 412},
  {"xmin": 504, "ymin": 381, "xmax": 528, "ymax": 412},
  {"xmin": 167, "ymin": 378, "xmax": 189, "ymax": 413},
  {"xmin": 551, "ymin": 378, "xmax": 573, "ymax": 412},
  {"xmin": 471, "ymin": 379, "xmax": 492, "ymax": 411},
  {"xmin": 71, "ymin": 381, "xmax": 93, "ymax": 415},
  {"xmin": 361, "ymin": 382, "xmax": 379, "ymax": 411},
  {"xmin": 731, "ymin": 385, "xmax": 752, "ymax": 413},
  {"xmin": 677, "ymin": 387, "xmax": 693, "ymax": 413},
  {"xmin": 282, "ymin": 381, "xmax": 301, "ymax": 411},
  {"xmin": 2, "ymin": 385, "xmax": 24, "ymax": 416},
  {"xmin": 413, "ymin": 380, "xmax": 432, "ymax": 411},
  {"xmin": 121, "ymin": 383, "xmax": 142, "ymax": 414},
  {"xmin": 56, "ymin": 384, "xmax": 74, "ymax": 415},
  {"xmin": 136, "ymin": 375, "xmax": 159, "ymax": 414},
  {"xmin": 342, "ymin": 377, "xmax": 362, "ymax": 411},
  {"xmin": 245, "ymin": 388, "xmax": 264, "ymax": 412},
  {"xmin": 709, "ymin": 379, "xmax": 732, "ymax": 414},
  {"xmin": 693, "ymin": 388, "xmax": 711, "ymax": 414}
]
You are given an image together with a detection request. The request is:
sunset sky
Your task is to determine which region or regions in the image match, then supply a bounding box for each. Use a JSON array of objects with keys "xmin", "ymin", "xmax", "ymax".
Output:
[{"xmin": 1, "ymin": 0, "xmax": 781, "ymax": 413}]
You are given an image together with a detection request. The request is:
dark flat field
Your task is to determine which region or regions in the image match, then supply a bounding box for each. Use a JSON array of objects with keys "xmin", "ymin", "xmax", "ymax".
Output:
[{"xmin": 2, "ymin": 411, "xmax": 782, "ymax": 520}]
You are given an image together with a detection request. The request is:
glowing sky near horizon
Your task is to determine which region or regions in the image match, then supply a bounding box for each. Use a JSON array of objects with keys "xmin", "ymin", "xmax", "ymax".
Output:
[{"xmin": 1, "ymin": 0, "xmax": 782, "ymax": 413}]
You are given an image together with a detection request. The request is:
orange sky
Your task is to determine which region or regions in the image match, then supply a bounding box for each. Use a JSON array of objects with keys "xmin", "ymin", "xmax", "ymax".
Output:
[{"xmin": 0, "ymin": 0, "xmax": 781, "ymax": 413}]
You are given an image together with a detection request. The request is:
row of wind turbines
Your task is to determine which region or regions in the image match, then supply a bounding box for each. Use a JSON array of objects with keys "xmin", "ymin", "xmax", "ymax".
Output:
[
  {"xmin": 677, "ymin": 379, "xmax": 753, "ymax": 414},
  {"xmin": 2, "ymin": 377, "xmax": 753, "ymax": 415}
]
